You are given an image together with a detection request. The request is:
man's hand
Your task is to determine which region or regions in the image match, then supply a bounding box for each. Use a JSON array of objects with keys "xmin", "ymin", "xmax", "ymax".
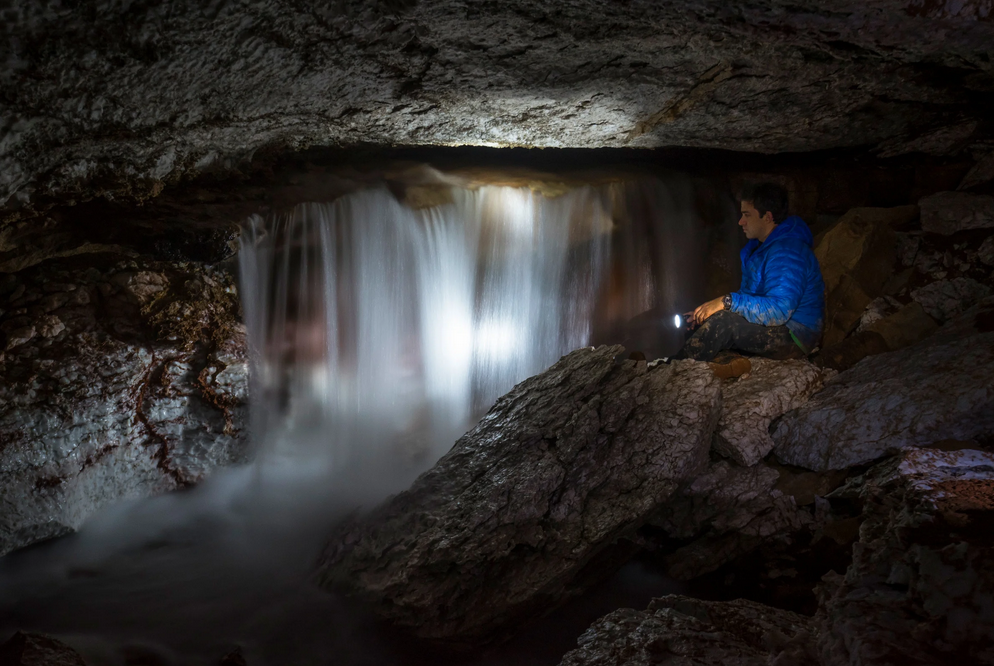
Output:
[{"xmin": 686, "ymin": 296, "xmax": 726, "ymax": 328}]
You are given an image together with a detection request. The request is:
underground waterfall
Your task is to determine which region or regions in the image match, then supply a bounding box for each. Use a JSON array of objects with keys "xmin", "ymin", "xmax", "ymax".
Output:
[{"xmin": 0, "ymin": 171, "xmax": 731, "ymax": 665}]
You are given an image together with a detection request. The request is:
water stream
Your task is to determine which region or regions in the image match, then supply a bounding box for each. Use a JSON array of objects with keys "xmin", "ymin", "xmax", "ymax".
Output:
[{"xmin": 0, "ymin": 171, "xmax": 734, "ymax": 665}]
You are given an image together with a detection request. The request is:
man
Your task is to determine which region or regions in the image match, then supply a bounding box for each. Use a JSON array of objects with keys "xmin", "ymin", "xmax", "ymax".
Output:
[{"xmin": 676, "ymin": 182, "xmax": 824, "ymax": 362}]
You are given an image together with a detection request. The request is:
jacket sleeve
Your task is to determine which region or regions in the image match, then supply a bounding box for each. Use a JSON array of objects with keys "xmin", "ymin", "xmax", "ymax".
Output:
[{"xmin": 729, "ymin": 243, "xmax": 807, "ymax": 327}]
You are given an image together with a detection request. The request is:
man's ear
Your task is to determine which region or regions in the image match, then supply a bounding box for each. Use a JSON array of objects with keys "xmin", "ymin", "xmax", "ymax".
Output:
[{"xmin": 762, "ymin": 211, "xmax": 776, "ymax": 225}]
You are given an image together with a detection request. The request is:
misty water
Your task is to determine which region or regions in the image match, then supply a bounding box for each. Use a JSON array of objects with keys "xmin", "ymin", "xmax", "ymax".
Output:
[{"xmin": 0, "ymin": 171, "xmax": 734, "ymax": 665}]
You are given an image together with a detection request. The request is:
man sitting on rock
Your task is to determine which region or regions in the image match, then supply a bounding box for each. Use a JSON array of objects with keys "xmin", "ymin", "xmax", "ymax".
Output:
[{"xmin": 676, "ymin": 182, "xmax": 825, "ymax": 363}]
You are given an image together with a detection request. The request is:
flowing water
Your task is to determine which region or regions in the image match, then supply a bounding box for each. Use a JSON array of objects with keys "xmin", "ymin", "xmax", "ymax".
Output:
[{"xmin": 0, "ymin": 171, "xmax": 735, "ymax": 665}]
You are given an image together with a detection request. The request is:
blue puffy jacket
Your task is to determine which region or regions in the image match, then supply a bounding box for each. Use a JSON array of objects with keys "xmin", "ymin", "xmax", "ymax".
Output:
[{"xmin": 728, "ymin": 216, "xmax": 825, "ymax": 352}]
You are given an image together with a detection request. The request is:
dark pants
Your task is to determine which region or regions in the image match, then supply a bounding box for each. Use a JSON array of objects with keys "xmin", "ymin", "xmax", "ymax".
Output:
[{"xmin": 675, "ymin": 310, "xmax": 797, "ymax": 362}]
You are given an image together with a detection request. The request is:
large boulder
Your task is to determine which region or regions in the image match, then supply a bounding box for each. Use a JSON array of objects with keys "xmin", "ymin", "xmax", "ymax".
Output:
[
  {"xmin": 315, "ymin": 348, "xmax": 722, "ymax": 647},
  {"xmin": 558, "ymin": 595, "xmax": 816, "ymax": 666},
  {"xmin": 772, "ymin": 301, "xmax": 994, "ymax": 471},
  {"xmin": 816, "ymin": 447, "xmax": 994, "ymax": 665},
  {"xmin": 713, "ymin": 358, "xmax": 829, "ymax": 467},
  {"xmin": 814, "ymin": 207, "xmax": 908, "ymax": 347},
  {"xmin": 647, "ymin": 460, "xmax": 810, "ymax": 580},
  {"xmin": 911, "ymin": 277, "xmax": 992, "ymax": 322},
  {"xmin": 0, "ymin": 257, "xmax": 248, "ymax": 556},
  {"xmin": 919, "ymin": 191, "xmax": 994, "ymax": 235},
  {"xmin": 862, "ymin": 301, "xmax": 938, "ymax": 351}
]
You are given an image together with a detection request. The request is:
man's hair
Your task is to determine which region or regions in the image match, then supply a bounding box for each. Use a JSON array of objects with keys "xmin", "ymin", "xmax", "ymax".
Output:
[{"xmin": 740, "ymin": 182, "xmax": 789, "ymax": 224}]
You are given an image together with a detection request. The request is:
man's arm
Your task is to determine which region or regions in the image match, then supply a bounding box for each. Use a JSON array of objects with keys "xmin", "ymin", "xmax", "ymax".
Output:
[{"xmin": 729, "ymin": 244, "xmax": 807, "ymax": 326}]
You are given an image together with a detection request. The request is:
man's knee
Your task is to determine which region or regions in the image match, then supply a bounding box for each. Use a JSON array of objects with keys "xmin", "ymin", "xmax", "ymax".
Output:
[{"xmin": 700, "ymin": 309, "xmax": 737, "ymax": 330}]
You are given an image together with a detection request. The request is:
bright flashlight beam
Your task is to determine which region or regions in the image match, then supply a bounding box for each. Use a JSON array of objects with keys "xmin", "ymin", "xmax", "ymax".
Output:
[{"xmin": 673, "ymin": 314, "xmax": 682, "ymax": 329}]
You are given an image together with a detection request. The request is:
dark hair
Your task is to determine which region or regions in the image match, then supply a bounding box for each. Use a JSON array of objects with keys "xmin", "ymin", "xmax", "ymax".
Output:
[{"xmin": 740, "ymin": 182, "xmax": 789, "ymax": 224}]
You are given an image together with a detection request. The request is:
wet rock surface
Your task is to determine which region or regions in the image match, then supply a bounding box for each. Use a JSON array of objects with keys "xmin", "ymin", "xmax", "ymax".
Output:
[
  {"xmin": 316, "ymin": 348, "xmax": 722, "ymax": 647},
  {"xmin": 772, "ymin": 301, "xmax": 994, "ymax": 472},
  {"xmin": 558, "ymin": 595, "xmax": 816, "ymax": 666},
  {"xmin": 0, "ymin": 256, "xmax": 248, "ymax": 556},
  {"xmin": 816, "ymin": 447, "xmax": 994, "ymax": 665}
]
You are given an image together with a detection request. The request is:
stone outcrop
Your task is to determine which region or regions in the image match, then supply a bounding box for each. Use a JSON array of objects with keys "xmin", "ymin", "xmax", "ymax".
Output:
[
  {"xmin": 814, "ymin": 207, "xmax": 905, "ymax": 347},
  {"xmin": 315, "ymin": 348, "xmax": 722, "ymax": 647},
  {"xmin": 712, "ymin": 358, "xmax": 829, "ymax": 467},
  {"xmin": 911, "ymin": 277, "xmax": 992, "ymax": 322},
  {"xmin": 772, "ymin": 301, "xmax": 994, "ymax": 472},
  {"xmin": 862, "ymin": 301, "xmax": 938, "ymax": 352},
  {"xmin": 2, "ymin": 0, "xmax": 994, "ymax": 220},
  {"xmin": 558, "ymin": 595, "xmax": 816, "ymax": 666},
  {"xmin": 919, "ymin": 191, "xmax": 994, "ymax": 235},
  {"xmin": 0, "ymin": 631, "xmax": 88, "ymax": 666},
  {"xmin": 816, "ymin": 447, "xmax": 994, "ymax": 665},
  {"xmin": 647, "ymin": 460, "xmax": 811, "ymax": 580},
  {"xmin": 0, "ymin": 256, "xmax": 248, "ymax": 556}
]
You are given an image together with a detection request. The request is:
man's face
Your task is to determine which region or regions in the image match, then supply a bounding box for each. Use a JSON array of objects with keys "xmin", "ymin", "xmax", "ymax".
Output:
[{"xmin": 739, "ymin": 200, "xmax": 775, "ymax": 241}]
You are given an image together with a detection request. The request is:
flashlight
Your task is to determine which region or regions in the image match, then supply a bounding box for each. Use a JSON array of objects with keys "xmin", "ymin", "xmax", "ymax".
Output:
[{"xmin": 673, "ymin": 314, "xmax": 684, "ymax": 329}]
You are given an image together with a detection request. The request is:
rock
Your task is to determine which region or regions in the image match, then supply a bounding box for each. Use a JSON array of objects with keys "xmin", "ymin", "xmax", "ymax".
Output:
[
  {"xmin": 3, "ymin": 1, "xmax": 994, "ymax": 223},
  {"xmin": 980, "ymin": 236, "xmax": 994, "ymax": 267},
  {"xmin": 920, "ymin": 191, "xmax": 994, "ymax": 235},
  {"xmin": 895, "ymin": 232, "xmax": 921, "ymax": 268},
  {"xmin": 816, "ymin": 448, "xmax": 994, "ymax": 665},
  {"xmin": 647, "ymin": 460, "xmax": 811, "ymax": 580},
  {"xmin": 911, "ymin": 277, "xmax": 991, "ymax": 322},
  {"xmin": 815, "ymin": 207, "xmax": 902, "ymax": 347},
  {"xmin": 772, "ymin": 302, "xmax": 994, "ymax": 471},
  {"xmin": 0, "ymin": 631, "xmax": 88, "ymax": 666},
  {"xmin": 814, "ymin": 329, "xmax": 890, "ymax": 372},
  {"xmin": 558, "ymin": 596, "xmax": 816, "ymax": 666},
  {"xmin": 0, "ymin": 258, "xmax": 249, "ymax": 556},
  {"xmin": 315, "ymin": 348, "xmax": 722, "ymax": 646},
  {"xmin": 712, "ymin": 358, "xmax": 828, "ymax": 467},
  {"xmin": 864, "ymin": 301, "xmax": 938, "ymax": 351},
  {"xmin": 855, "ymin": 295, "xmax": 901, "ymax": 333},
  {"xmin": 959, "ymin": 151, "xmax": 994, "ymax": 190}
]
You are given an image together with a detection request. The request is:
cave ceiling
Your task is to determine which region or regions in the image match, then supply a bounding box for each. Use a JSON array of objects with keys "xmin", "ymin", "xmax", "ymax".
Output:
[{"xmin": 1, "ymin": 0, "xmax": 993, "ymax": 244}]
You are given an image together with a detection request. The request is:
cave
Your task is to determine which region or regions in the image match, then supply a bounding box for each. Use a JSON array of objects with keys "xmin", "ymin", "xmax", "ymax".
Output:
[{"xmin": 2, "ymin": 2, "xmax": 994, "ymax": 665}]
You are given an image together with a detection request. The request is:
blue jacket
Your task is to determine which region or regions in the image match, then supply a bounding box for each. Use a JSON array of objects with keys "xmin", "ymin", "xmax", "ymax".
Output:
[{"xmin": 729, "ymin": 216, "xmax": 825, "ymax": 351}]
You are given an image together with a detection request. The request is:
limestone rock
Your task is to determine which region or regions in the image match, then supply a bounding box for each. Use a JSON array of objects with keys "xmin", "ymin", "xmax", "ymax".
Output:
[
  {"xmin": 920, "ymin": 191, "xmax": 994, "ymax": 235},
  {"xmin": 864, "ymin": 301, "xmax": 938, "ymax": 351},
  {"xmin": 648, "ymin": 460, "xmax": 810, "ymax": 580},
  {"xmin": 2, "ymin": 1, "xmax": 994, "ymax": 220},
  {"xmin": 0, "ymin": 631, "xmax": 88, "ymax": 666},
  {"xmin": 814, "ymin": 329, "xmax": 890, "ymax": 372},
  {"xmin": 911, "ymin": 277, "xmax": 991, "ymax": 322},
  {"xmin": 980, "ymin": 236, "xmax": 994, "ymax": 267},
  {"xmin": 816, "ymin": 448, "xmax": 994, "ymax": 665},
  {"xmin": 0, "ymin": 258, "xmax": 249, "ymax": 556},
  {"xmin": 772, "ymin": 302, "xmax": 994, "ymax": 471},
  {"xmin": 815, "ymin": 207, "xmax": 901, "ymax": 347},
  {"xmin": 315, "ymin": 349, "xmax": 722, "ymax": 646},
  {"xmin": 712, "ymin": 358, "xmax": 828, "ymax": 467},
  {"xmin": 558, "ymin": 596, "xmax": 816, "ymax": 666}
]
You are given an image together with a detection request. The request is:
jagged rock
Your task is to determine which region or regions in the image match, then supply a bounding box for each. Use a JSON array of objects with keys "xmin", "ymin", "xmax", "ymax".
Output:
[
  {"xmin": 647, "ymin": 460, "xmax": 810, "ymax": 580},
  {"xmin": 911, "ymin": 277, "xmax": 991, "ymax": 322},
  {"xmin": 863, "ymin": 301, "xmax": 938, "ymax": 351},
  {"xmin": 959, "ymin": 151, "xmax": 994, "ymax": 190},
  {"xmin": 315, "ymin": 348, "xmax": 722, "ymax": 646},
  {"xmin": 980, "ymin": 236, "xmax": 994, "ymax": 267},
  {"xmin": 856, "ymin": 295, "xmax": 901, "ymax": 333},
  {"xmin": 3, "ymin": 1, "xmax": 994, "ymax": 223},
  {"xmin": 0, "ymin": 258, "xmax": 248, "ymax": 556},
  {"xmin": 558, "ymin": 595, "xmax": 816, "ymax": 666},
  {"xmin": 0, "ymin": 631, "xmax": 88, "ymax": 666},
  {"xmin": 815, "ymin": 207, "xmax": 902, "ymax": 347},
  {"xmin": 895, "ymin": 232, "xmax": 921, "ymax": 268},
  {"xmin": 772, "ymin": 302, "xmax": 994, "ymax": 471},
  {"xmin": 712, "ymin": 358, "xmax": 828, "ymax": 467},
  {"xmin": 919, "ymin": 191, "xmax": 994, "ymax": 235},
  {"xmin": 816, "ymin": 448, "xmax": 994, "ymax": 665},
  {"xmin": 814, "ymin": 329, "xmax": 890, "ymax": 373}
]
